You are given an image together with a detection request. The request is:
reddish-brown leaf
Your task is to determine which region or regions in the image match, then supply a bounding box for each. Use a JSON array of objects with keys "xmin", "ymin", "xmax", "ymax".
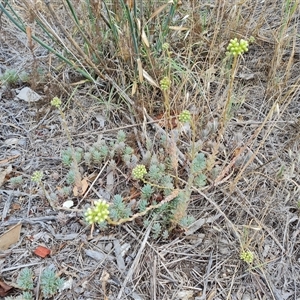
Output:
[{"xmin": 0, "ymin": 281, "xmax": 13, "ymax": 297}]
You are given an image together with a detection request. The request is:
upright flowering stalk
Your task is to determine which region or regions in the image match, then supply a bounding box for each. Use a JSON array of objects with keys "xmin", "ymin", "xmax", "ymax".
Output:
[
  {"xmin": 224, "ymin": 38, "xmax": 250, "ymax": 123},
  {"xmin": 209, "ymin": 37, "xmax": 250, "ymax": 172},
  {"xmin": 31, "ymin": 171, "xmax": 55, "ymax": 208},
  {"xmin": 51, "ymin": 97, "xmax": 82, "ymax": 192},
  {"xmin": 224, "ymin": 38, "xmax": 250, "ymax": 121}
]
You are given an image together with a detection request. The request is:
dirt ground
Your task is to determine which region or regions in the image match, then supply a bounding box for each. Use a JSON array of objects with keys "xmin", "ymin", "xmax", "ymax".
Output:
[{"xmin": 1, "ymin": 1, "xmax": 300, "ymax": 300}]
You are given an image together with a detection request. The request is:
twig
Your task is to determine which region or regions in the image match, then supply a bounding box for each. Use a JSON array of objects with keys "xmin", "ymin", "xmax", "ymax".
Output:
[
  {"xmin": 1, "ymin": 216, "xmax": 59, "ymax": 227},
  {"xmin": 117, "ymin": 222, "xmax": 152, "ymax": 299},
  {"xmin": 76, "ymin": 160, "xmax": 109, "ymax": 208},
  {"xmin": 1, "ymin": 262, "xmax": 41, "ymax": 273}
]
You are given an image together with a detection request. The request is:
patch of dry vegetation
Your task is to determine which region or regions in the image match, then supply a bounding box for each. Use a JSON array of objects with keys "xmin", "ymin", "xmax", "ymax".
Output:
[{"xmin": 0, "ymin": 0, "xmax": 300, "ymax": 299}]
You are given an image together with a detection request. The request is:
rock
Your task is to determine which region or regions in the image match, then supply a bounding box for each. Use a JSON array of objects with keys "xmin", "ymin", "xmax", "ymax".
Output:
[{"xmin": 17, "ymin": 87, "xmax": 41, "ymax": 102}]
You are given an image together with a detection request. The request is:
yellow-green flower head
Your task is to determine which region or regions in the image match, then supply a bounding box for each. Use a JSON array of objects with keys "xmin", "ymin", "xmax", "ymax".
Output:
[
  {"xmin": 85, "ymin": 199, "xmax": 110, "ymax": 224},
  {"xmin": 179, "ymin": 110, "xmax": 191, "ymax": 123},
  {"xmin": 132, "ymin": 165, "xmax": 147, "ymax": 180},
  {"xmin": 240, "ymin": 250, "xmax": 254, "ymax": 264},
  {"xmin": 51, "ymin": 97, "xmax": 62, "ymax": 109},
  {"xmin": 160, "ymin": 76, "xmax": 171, "ymax": 91},
  {"xmin": 31, "ymin": 171, "xmax": 43, "ymax": 183},
  {"xmin": 162, "ymin": 43, "xmax": 170, "ymax": 51},
  {"xmin": 227, "ymin": 38, "xmax": 249, "ymax": 56}
]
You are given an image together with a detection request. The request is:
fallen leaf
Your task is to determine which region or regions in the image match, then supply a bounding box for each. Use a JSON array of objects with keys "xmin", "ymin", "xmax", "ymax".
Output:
[
  {"xmin": 142, "ymin": 69, "xmax": 159, "ymax": 88},
  {"xmin": 0, "ymin": 281, "xmax": 13, "ymax": 297},
  {"xmin": 11, "ymin": 203, "xmax": 21, "ymax": 210},
  {"xmin": 100, "ymin": 270, "xmax": 110, "ymax": 300},
  {"xmin": 114, "ymin": 239, "xmax": 126, "ymax": 272},
  {"xmin": 60, "ymin": 277, "xmax": 73, "ymax": 291},
  {"xmin": 69, "ymin": 79, "xmax": 89, "ymax": 86},
  {"xmin": 106, "ymin": 170, "xmax": 114, "ymax": 193},
  {"xmin": 4, "ymin": 138, "xmax": 19, "ymax": 146},
  {"xmin": 34, "ymin": 245, "xmax": 51, "ymax": 258},
  {"xmin": 95, "ymin": 114, "xmax": 106, "ymax": 128},
  {"xmin": 0, "ymin": 165, "xmax": 12, "ymax": 187},
  {"xmin": 62, "ymin": 200, "xmax": 74, "ymax": 208},
  {"xmin": 73, "ymin": 178, "xmax": 89, "ymax": 196},
  {"xmin": 84, "ymin": 249, "xmax": 114, "ymax": 261},
  {"xmin": 185, "ymin": 214, "xmax": 221, "ymax": 235},
  {"xmin": 237, "ymin": 72, "xmax": 255, "ymax": 80},
  {"xmin": 169, "ymin": 26, "xmax": 189, "ymax": 31},
  {"xmin": 177, "ymin": 290, "xmax": 194, "ymax": 300},
  {"xmin": 0, "ymin": 223, "xmax": 22, "ymax": 250},
  {"xmin": 0, "ymin": 155, "xmax": 20, "ymax": 165},
  {"xmin": 148, "ymin": 1, "xmax": 172, "ymax": 22}
]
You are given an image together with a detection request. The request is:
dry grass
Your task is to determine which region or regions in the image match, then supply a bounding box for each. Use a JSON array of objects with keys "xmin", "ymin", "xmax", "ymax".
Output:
[{"xmin": 0, "ymin": 0, "xmax": 300, "ymax": 299}]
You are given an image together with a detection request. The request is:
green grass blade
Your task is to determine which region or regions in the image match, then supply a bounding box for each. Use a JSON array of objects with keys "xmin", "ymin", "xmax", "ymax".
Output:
[
  {"xmin": 123, "ymin": 2, "xmax": 139, "ymax": 57},
  {"xmin": 65, "ymin": 0, "xmax": 80, "ymax": 25},
  {"xmin": 103, "ymin": 0, "xmax": 120, "ymax": 44},
  {"xmin": 0, "ymin": 2, "xmax": 93, "ymax": 81},
  {"xmin": 0, "ymin": 2, "xmax": 26, "ymax": 32}
]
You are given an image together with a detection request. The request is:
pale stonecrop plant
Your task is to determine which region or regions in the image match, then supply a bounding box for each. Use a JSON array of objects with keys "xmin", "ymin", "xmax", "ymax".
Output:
[{"xmin": 6, "ymin": 267, "xmax": 64, "ymax": 300}]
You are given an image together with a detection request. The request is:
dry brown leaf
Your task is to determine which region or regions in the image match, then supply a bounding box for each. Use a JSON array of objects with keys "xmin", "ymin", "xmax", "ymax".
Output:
[
  {"xmin": 136, "ymin": 18, "xmax": 150, "ymax": 48},
  {"xmin": 70, "ymin": 79, "xmax": 90, "ymax": 86},
  {"xmin": 147, "ymin": 1, "xmax": 173, "ymax": 23},
  {"xmin": 0, "ymin": 155, "xmax": 19, "ymax": 165},
  {"xmin": 0, "ymin": 166, "xmax": 11, "ymax": 187},
  {"xmin": 137, "ymin": 58, "xmax": 143, "ymax": 83},
  {"xmin": 0, "ymin": 223, "xmax": 22, "ymax": 250},
  {"xmin": 73, "ymin": 178, "xmax": 89, "ymax": 196},
  {"xmin": 169, "ymin": 26, "xmax": 189, "ymax": 31},
  {"xmin": 132, "ymin": 80, "xmax": 137, "ymax": 95},
  {"xmin": 0, "ymin": 281, "xmax": 13, "ymax": 297},
  {"xmin": 100, "ymin": 269, "xmax": 110, "ymax": 300},
  {"xmin": 142, "ymin": 69, "xmax": 159, "ymax": 88}
]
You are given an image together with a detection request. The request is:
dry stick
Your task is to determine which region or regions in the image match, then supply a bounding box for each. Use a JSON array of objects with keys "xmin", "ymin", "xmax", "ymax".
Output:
[
  {"xmin": 152, "ymin": 256, "xmax": 157, "ymax": 300},
  {"xmin": 214, "ymin": 99, "xmax": 277, "ymax": 187},
  {"xmin": 76, "ymin": 160, "xmax": 109, "ymax": 209},
  {"xmin": 230, "ymin": 79, "xmax": 300, "ymax": 191},
  {"xmin": 117, "ymin": 222, "xmax": 152, "ymax": 299},
  {"xmin": 1, "ymin": 262, "xmax": 41, "ymax": 273},
  {"xmin": 231, "ymin": 188, "xmax": 285, "ymax": 252},
  {"xmin": 208, "ymin": 55, "xmax": 238, "ymax": 173},
  {"xmin": 1, "ymin": 216, "xmax": 59, "ymax": 227},
  {"xmin": 198, "ymin": 251, "xmax": 213, "ymax": 300},
  {"xmin": 180, "ymin": 182, "xmax": 241, "ymax": 242}
]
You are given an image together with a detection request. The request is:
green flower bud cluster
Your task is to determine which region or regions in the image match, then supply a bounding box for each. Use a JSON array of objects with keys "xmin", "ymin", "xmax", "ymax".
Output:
[
  {"xmin": 240, "ymin": 250, "xmax": 254, "ymax": 264},
  {"xmin": 85, "ymin": 199, "xmax": 110, "ymax": 224},
  {"xmin": 31, "ymin": 171, "xmax": 43, "ymax": 183},
  {"xmin": 162, "ymin": 43, "xmax": 170, "ymax": 51},
  {"xmin": 227, "ymin": 38, "xmax": 249, "ymax": 56},
  {"xmin": 160, "ymin": 76, "xmax": 171, "ymax": 91},
  {"xmin": 179, "ymin": 110, "xmax": 191, "ymax": 123},
  {"xmin": 132, "ymin": 165, "xmax": 147, "ymax": 180},
  {"xmin": 51, "ymin": 97, "xmax": 62, "ymax": 109}
]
